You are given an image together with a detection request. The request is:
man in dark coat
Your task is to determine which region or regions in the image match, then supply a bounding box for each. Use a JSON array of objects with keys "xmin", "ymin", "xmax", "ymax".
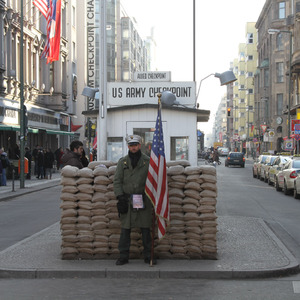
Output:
[
  {"xmin": 44, "ymin": 148, "xmax": 55, "ymax": 179},
  {"xmin": 113, "ymin": 135, "xmax": 153, "ymax": 266},
  {"xmin": 61, "ymin": 140, "xmax": 84, "ymax": 169}
]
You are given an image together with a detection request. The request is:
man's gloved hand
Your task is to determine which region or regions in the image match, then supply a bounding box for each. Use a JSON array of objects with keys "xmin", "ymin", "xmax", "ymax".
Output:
[{"xmin": 117, "ymin": 194, "xmax": 129, "ymax": 214}]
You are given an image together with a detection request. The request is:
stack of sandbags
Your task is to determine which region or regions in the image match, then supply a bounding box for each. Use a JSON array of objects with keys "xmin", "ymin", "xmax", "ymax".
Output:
[
  {"xmin": 60, "ymin": 166, "xmax": 80, "ymax": 259},
  {"xmin": 60, "ymin": 160, "xmax": 218, "ymax": 260},
  {"xmin": 76, "ymin": 167, "xmax": 94, "ymax": 259}
]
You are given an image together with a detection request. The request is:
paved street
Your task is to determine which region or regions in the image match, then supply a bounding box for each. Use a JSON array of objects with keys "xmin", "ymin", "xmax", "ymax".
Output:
[{"xmin": 1, "ymin": 158, "xmax": 300, "ymax": 299}]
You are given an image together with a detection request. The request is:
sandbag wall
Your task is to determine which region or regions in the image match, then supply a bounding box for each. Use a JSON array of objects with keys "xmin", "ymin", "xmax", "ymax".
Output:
[{"xmin": 60, "ymin": 160, "xmax": 217, "ymax": 260}]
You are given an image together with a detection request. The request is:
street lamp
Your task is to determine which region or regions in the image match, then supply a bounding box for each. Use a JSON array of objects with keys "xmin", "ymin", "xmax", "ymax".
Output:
[
  {"xmin": 268, "ymin": 28, "xmax": 292, "ymax": 139},
  {"xmin": 195, "ymin": 70, "xmax": 237, "ymax": 106}
]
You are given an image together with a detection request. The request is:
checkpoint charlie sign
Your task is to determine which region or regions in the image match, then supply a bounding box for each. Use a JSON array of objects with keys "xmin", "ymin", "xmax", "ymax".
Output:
[
  {"xmin": 107, "ymin": 81, "xmax": 196, "ymax": 107},
  {"xmin": 133, "ymin": 71, "xmax": 171, "ymax": 82}
]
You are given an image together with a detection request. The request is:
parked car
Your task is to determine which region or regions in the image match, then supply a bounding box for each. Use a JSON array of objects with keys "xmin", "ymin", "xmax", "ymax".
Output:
[
  {"xmin": 275, "ymin": 159, "xmax": 300, "ymax": 195},
  {"xmin": 218, "ymin": 147, "xmax": 230, "ymax": 156},
  {"xmin": 252, "ymin": 154, "xmax": 269, "ymax": 178},
  {"xmin": 225, "ymin": 152, "xmax": 245, "ymax": 168},
  {"xmin": 268, "ymin": 155, "xmax": 292, "ymax": 185},
  {"xmin": 293, "ymin": 174, "xmax": 300, "ymax": 199},
  {"xmin": 260, "ymin": 155, "xmax": 277, "ymax": 182}
]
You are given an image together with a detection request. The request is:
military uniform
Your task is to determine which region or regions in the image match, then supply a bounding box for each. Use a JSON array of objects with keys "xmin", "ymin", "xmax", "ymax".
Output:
[{"xmin": 114, "ymin": 135, "xmax": 153, "ymax": 264}]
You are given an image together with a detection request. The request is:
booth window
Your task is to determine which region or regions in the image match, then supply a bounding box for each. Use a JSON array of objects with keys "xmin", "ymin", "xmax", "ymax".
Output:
[
  {"xmin": 171, "ymin": 137, "xmax": 189, "ymax": 160},
  {"xmin": 107, "ymin": 137, "xmax": 123, "ymax": 162},
  {"xmin": 133, "ymin": 128, "xmax": 155, "ymax": 157}
]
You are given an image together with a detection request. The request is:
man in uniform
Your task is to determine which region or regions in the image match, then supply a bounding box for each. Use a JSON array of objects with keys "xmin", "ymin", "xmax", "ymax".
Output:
[{"xmin": 114, "ymin": 135, "xmax": 153, "ymax": 265}]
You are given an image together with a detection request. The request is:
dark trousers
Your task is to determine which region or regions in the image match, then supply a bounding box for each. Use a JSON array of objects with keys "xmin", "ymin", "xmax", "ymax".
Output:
[{"xmin": 118, "ymin": 227, "xmax": 152, "ymax": 260}]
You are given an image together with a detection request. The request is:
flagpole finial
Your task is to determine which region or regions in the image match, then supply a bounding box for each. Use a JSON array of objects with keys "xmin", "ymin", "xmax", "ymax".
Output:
[{"xmin": 157, "ymin": 93, "xmax": 162, "ymax": 105}]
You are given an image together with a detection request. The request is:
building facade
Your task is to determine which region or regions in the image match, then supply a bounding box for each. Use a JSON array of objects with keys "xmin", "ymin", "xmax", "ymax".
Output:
[{"xmin": 0, "ymin": 0, "xmax": 78, "ymax": 158}]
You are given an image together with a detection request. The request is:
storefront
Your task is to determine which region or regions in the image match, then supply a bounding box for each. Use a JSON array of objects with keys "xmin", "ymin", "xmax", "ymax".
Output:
[{"xmin": 0, "ymin": 98, "xmax": 77, "ymax": 157}]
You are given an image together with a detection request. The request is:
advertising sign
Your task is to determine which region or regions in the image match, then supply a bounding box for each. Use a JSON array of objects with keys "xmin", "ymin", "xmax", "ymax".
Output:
[
  {"xmin": 107, "ymin": 82, "xmax": 196, "ymax": 107},
  {"xmin": 86, "ymin": 1, "xmax": 96, "ymax": 110}
]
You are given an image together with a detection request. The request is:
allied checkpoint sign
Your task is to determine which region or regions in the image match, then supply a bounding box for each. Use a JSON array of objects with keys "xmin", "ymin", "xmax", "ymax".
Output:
[{"xmin": 107, "ymin": 82, "xmax": 196, "ymax": 107}]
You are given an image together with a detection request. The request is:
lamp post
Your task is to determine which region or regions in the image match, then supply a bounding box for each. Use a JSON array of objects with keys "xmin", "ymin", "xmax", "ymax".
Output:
[
  {"xmin": 268, "ymin": 28, "xmax": 292, "ymax": 139},
  {"xmin": 195, "ymin": 70, "xmax": 237, "ymax": 107},
  {"xmin": 19, "ymin": 0, "xmax": 25, "ymax": 188}
]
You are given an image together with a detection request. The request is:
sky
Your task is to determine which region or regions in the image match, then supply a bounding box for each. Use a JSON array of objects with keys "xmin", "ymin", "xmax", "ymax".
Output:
[{"xmin": 121, "ymin": 0, "xmax": 266, "ymax": 134}]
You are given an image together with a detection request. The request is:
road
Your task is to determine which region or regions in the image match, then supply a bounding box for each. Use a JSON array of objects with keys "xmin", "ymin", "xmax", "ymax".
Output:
[
  {"xmin": 0, "ymin": 185, "xmax": 61, "ymax": 251},
  {"xmin": 1, "ymin": 159, "xmax": 300, "ymax": 299}
]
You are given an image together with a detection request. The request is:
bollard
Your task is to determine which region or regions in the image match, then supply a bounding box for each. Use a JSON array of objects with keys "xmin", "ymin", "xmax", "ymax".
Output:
[{"xmin": 12, "ymin": 168, "xmax": 15, "ymax": 192}]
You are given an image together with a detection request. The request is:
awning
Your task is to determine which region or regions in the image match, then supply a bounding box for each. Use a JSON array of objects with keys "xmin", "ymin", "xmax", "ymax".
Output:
[
  {"xmin": 0, "ymin": 125, "xmax": 38, "ymax": 133},
  {"xmin": 45, "ymin": 129, "xmax": 77, "ymax": 136}
]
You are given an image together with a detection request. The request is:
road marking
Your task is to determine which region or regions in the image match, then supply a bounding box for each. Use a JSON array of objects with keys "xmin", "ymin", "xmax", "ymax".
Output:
[{"xmin": 293, "ymin": 281, "xmax": 300, "ymax": 293}]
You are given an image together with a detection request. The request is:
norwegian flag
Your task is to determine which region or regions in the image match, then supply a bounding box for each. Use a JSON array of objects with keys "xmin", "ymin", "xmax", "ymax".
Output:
[{"xmin": 145, "ymin": 100, "xmax": 169, "ymax": 240}]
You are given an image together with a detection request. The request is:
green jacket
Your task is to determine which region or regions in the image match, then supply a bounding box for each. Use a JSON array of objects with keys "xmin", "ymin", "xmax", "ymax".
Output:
[{"xmin": 114, "ymin": 152, "xmax": 152, "ymax": 229}]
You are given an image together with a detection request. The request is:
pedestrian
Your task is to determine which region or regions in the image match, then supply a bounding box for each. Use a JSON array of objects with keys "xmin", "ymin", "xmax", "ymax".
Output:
[
  {"xmin": 0, "ymin": 158, "xmax": 2, "ymax": 186},
  {"xmin": 25, "ymin": 147, "xmax": 32, "ymax": 179},
  {"xmin": 113, "ymin": 135, "xmax": 154, "ymax": 266},
  {"xmin": 80, "ymin": 149, "xmax": 89, "ymax": 168},
  {"xmin": 36, "ymin": 148, "xmax": 44, "ymax": 179},
  {"xmin": 44, "ymin": 148, "xmax": 55, "ymax": 179},
  {"xmin": 0, "ymin": 148, "xmax": 10, "ymax": 186},
  {"xmin": 54, "ymin": 147, "xmax": 64, "ymax": 170},
  {"xmin": 61, "ymin": 140, "xmax": 84, "ymax": 169},
  {"xmin": 32, "ymin": 145, "xmax": 39, "ymax": 175}
]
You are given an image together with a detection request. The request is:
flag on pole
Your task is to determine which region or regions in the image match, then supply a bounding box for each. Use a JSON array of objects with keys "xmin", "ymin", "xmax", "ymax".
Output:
[
  {"xmin": 33, "ymin": 0, "xmax": 48, "ymax": 18},
  {"xmin": 33, "ymin": 0, "xmax": 61, "ymax": 64},
  {"xmin": 145, "ymin": 99, "xmax": 169, "ymax": 240}
]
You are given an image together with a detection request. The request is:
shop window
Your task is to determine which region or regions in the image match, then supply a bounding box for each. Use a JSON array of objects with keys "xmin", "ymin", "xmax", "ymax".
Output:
[
  {"xmin": 107, "ymin": 137, "xmax": 123, "ymax": 162},
  {"xmin": 170, "ymin": 137, "xmax": 189, "ymax": 161}
]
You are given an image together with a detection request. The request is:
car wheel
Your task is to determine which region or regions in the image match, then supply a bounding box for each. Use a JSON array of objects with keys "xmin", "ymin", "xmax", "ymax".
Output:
[
  {"xmin": 268, "ymin": 177, "xmax": 272, "ymax": 186},
  {"xmin": 283, "ymin": 181, "xmax": 290, "ymax": 195},
  {"xmin": 257, "ymin": 172, "xmax": 260, "ymax": 179},
  {"xmin": 241, "ymin": 164, "xmax": 245, "ymax": 168},
  {"xmin": 264, "ymin": 173, "xmax": 268, "ymax": 182},
  {"xmin": 294, "ymin": 183, "xmax": 300, "ymax": 199},
  {"xmin": 275, "ymin": 178, "xmax": 282, "ymax": 192},
  {"xmin": 253, "ymin": 170, "xmax": 257, "ymax": 178}
]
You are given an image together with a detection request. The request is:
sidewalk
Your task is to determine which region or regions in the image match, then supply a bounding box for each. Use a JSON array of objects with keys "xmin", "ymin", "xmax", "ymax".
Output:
[
  {"xmin": 0, "ymin": 171, "xmax": 61, "ymax": 201},
  {"xmin": 0, "ymin": 166, "xmax": 298, "ymax": 279}
]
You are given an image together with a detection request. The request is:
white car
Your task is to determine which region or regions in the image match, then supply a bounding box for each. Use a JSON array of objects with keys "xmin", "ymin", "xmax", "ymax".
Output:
[
  {"xmin": 218, "ymin": 147, "xmax": 230, "ymax": 156},
  {"xmin": 293, "ymin": 174, "xmax": 300, "ymax": 199},
  {"xmin": 260, "ymin": 155, "xmax": 277, "ymax": 182},
  {"xmin": 275, "ymin": 159, "xmax": 300, "ymax": 195},
  {"xmin": 268, "ymin": 155, "xmax": 292, "ymax": 185}
]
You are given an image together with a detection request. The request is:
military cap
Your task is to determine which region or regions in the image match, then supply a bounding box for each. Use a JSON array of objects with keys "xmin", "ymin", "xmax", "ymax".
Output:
[{"xmin": 126, "ymin": 135, "xmax": 142, "ymax": 145}]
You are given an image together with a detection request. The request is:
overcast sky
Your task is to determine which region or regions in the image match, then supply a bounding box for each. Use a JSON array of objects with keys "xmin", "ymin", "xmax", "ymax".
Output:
[{"xmin": 121, "ymin": 0, "xmax": 266, "ymax": 134}]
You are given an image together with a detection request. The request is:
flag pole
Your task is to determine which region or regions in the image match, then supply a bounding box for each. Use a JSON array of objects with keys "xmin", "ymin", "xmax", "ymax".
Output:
[{"xmin": 150, "ymin": 93, "xmax": 161, "ymax": 266}]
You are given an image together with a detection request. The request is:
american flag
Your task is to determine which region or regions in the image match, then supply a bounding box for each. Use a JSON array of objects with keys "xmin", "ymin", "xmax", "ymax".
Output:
[
  {"xmin": 145, "ymin": 99, "xmax": 169, "ymax": 239},
  {"xmin": 33, "ymin": 0, "xmax": 48, "ymax": 18}
]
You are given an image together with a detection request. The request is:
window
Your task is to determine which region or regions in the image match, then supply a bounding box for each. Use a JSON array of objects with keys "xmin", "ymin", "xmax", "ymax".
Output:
[
  {"xmin": 72, "ymin": 6, "xmax": 76, "ymax": 27},
  {"xmin": 276, "ymin": 62, "xmax": 284, "ymax": 82},
  {"xmin": 247, "ymin": 89, "xmax": 253, "ymax": 94},
  {"xmin": 279, "ymin": 2, "xmax": 285, "ymax": 19},
  {"xmin": 277, "ymin": 94, "xmax": 283, "ymax": 114},
  {"xmin": 247, "ymin": 55, "xmax": 253, "ymax": 61},
  {"xmin": 264, "ymin": 69, "xmax": 269, "ymax": 87},
  {"xmin": 247, "ymin": 72, "xmax": 253, "ymax": 77},
  {"xmin": 239, "ymin": 52, "xmax": 245, "ymax": 61},
  {"xmin": 247, "ymin": 33, "xmax": 253, "ymax": 44},
  {"xmin": 276, "ymin": 33, "xmax": 283, "ymax": 50},
  {"xmin": 107, "ymin": 137, "xmax": 123, "ymax": 162},
  {"xmin": 133, "ymin": 128, "xmax": 155, "ymax": 157},
  {"xmin": 240, "ymin": 98, "xmax": 245, "ymax": 103},
  {"xmin": 171, "ymin": 137, "xmax": 189, "ymax": 161}
]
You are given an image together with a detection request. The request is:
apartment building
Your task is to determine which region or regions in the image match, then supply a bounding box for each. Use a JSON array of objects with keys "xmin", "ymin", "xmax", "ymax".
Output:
[
  {"xmin": 0, "ymin": 0, "xmax": 77, "ymax": 157},
  {"xmin": 253, "ymin": 0, "xmax": 300, "ymax": 153},
  {"xmin": 228, "ymin": 23, "xmax": 257, "ymax": 154}
]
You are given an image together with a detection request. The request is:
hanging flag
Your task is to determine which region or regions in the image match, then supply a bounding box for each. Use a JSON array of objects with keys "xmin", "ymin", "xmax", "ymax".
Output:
[
  {"xmin": 35, "ymin": 0, "xmax": 61, "ymax": 64},
  {"xmin": 93, "ymin": 132, "xmax": 97, "ymax": 149},
  {"xmin": 145, "ymin": 100, "xmax": 169, "ymax": 240},
  {"xmin": 33, "ymin": 0, "xmax": 48, "ymax": 18},
  {"xmin": 47, "ymin": 0, "xmax": 61, "ymax": 64}
]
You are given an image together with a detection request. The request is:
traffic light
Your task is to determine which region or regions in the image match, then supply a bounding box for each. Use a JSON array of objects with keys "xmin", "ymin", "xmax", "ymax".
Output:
[{"xmin": 227, "ymin": 107, "xmax": 231, "ymax": 117}]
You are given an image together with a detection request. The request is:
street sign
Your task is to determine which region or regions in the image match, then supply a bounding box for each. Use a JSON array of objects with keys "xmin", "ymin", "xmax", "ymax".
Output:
[
  {"xmin": 294, "ymin": 134, "xmax": 300, "ymax": 141},
  {"xmin": 260, "ymin": 124, "xmax": 267, "ymax": 133},
  {"xmin": 295, "ymin": 124, "xmax": 300, "ymax": 134}
]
